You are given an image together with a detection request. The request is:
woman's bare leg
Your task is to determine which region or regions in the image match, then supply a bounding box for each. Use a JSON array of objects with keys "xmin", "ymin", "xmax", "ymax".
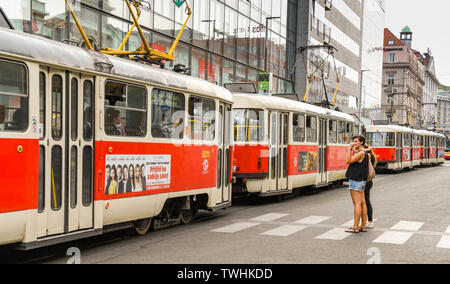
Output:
[
  {"xmin": 350, "ymin": 190, "xmax": 362, "ymax": 229},
  {"xmin": 360, "ymin": 189, "xmax": 368, "ymax": 229}
]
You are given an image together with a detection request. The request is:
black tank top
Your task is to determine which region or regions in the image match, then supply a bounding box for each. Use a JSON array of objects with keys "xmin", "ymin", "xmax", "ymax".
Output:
[{"xmin": 345, "ymin": 151, "xmax": 369, "ymax": 181}]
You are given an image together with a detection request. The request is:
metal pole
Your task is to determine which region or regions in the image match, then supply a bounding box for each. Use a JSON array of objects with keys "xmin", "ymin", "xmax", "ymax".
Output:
[
  {"xmin": 264, "ymin": 17, "xmax": 269, "ymax": 72},
  {"xmin": 359, "ymin": 70, "xmax": 369, "ymax": 131}
]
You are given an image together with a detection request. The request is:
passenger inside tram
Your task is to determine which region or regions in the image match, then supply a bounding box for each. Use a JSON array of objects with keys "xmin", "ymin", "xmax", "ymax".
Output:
[{"xmin": 105, "ymin": 109, "xmax": 125, "ymax": 136}]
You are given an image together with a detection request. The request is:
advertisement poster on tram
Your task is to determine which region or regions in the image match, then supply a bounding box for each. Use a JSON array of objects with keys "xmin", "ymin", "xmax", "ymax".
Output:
[{"xmin": 105, "ymin": 155, "xmax": 171, "ymax": 195}]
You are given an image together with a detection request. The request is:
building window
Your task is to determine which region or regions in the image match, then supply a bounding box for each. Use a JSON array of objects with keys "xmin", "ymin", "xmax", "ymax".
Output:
[
  {"xmin": 389, "ymin": 53, "xmax": 396, "ymax": 63},
  {"xmin": 388, "ymin": 40, "xmax": 395, "ymax": 46},
  {"xmin": 388, "ymin": 75, "xmax": 395, "ymax": 85}
]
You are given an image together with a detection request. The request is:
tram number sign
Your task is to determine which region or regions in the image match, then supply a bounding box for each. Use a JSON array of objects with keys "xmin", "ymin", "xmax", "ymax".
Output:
[{"xmin": 173, "ymin": 0, "xmax": 185, "ymax": 7}]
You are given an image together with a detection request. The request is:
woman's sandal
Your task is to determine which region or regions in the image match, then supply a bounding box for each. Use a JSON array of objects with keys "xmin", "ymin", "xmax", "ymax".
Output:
[
  {"xmin": 359, "ymin": 227, "xmax": 368, "ymax": 232},
  {"xmin": 345, "ymin": 227, "xmax": 360, "ymax": 233}
]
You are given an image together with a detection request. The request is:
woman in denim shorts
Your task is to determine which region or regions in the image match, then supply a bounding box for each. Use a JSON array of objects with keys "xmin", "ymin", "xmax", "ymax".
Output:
[{"xmin": 344, "ymin": 135, "xmax": 369, "ymax": 233}]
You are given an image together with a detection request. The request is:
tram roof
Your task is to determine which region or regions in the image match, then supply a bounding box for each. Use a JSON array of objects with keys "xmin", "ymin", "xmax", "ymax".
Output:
[
  {"xmin": 366, "ymin": 125, "xmax": 444, "ymax": 137},
  {"xmin": 0, "ymin": 27, "xmax": 233, "ymax": 103},
  {"xmin": 231, "ymin": 93, "xmax": 356, "ymax": 122},
  {"xmin": 366, "ymin": 125, "xmax": 414, "ymax": 133}
]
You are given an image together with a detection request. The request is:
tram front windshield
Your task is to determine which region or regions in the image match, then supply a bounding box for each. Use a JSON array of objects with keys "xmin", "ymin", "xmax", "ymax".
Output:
[
  {"xmin": 366, "ymin": 132, "xmax": 395, "ymax": 147},
  {"xmin": 234, "ymin": 109, "xmax": 265, "ymax": 142}
]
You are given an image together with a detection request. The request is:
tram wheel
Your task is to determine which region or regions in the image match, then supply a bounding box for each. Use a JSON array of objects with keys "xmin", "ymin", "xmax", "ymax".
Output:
[
  {"xmin": 134, "ymin": 218, "xmax": 152, "ymax": 235},
  {"xmin": 180, "ymin": 201, "xmax": 198, "ymax": 225}
]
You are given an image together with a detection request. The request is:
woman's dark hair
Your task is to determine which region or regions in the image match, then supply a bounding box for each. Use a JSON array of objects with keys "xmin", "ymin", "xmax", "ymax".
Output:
[{"xmin": 352, "ymin": 134, "xmax": 366, "ymax": 146}]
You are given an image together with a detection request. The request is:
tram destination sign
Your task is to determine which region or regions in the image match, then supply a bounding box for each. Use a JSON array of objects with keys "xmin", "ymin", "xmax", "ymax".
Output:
[
  {"xmin": 258, "ymin": 72, "xmax": 273, "ymax": 92},
  {"xmin": 173, "ymin": 0, "xmax": 185, "ymax": 7}
]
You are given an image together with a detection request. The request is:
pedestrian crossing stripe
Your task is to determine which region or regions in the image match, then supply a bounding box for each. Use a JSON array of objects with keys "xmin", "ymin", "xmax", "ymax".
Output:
[{"xmin": 210, "ymin": 213, "xmax": 450, "ymax": 249}]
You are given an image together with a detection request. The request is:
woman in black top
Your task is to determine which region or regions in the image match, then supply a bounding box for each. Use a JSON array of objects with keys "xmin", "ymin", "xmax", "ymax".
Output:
[
  {"xmin": 363, "ymin": 145, "xmax": 377, "ymax": 228},
  {"xmin": 345, "ymin": 135, "xmax": 369, "ymax": 233}
]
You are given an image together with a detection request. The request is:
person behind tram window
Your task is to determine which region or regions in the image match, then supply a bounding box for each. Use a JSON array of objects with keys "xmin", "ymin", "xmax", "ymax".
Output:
[
  {"xmin": 107, "ymin": 165, "xmax": 118, "ymax": 195},
  {"xmin": 345, "ymin": 134, "xmax": 369, "ymax": 234},
  {"xmin": 127, "ymin": 164, "xmax": 135, "ymax": 193},
  {"xmin": 117, "ymin": 165, "xmax": 124, "ymax": 194},
  {"xmin": 105, "ymin": 109, "xmax": 125, "ymax": 136},
  {"xmin": 363, "ymin": 144, "xmax": 378, "ymax": 229},
  {"xmin": 160, "ymin": 113, "xmax": 183, "ymax": 139},
  {"xmin": 105, "ymin": 165, "xmax": 111, "ymax": 195},
  {"xmin": 134, "ymin": 164, "xmax": 143, "ymax": 192},
  {"xmin": 141, "ymin": 163, "xmax": 147, "ymax": 191},
  {"xmin": 0, "ymin": 105, "xmax": 5, "ymax": 131}
]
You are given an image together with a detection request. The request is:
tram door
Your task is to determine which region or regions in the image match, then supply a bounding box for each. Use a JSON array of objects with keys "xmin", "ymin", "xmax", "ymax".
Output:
[
  {"xmin": 396, "ymin": 133, "xmax": 402, "ymax": 168},
  {"xmin": 318, "ymin": 118, "xmax": 327, "ymax": 185},
  {"xmin": 268, "ymin": 111, "xmax": 288, "ymax": 192},
  {"xmin": 37, "ymin": 69, "xmax": 94, "ymax": 238},
  {"xmin": 218, "ymin": 103, "xmax": 231, "ymax": 204}
]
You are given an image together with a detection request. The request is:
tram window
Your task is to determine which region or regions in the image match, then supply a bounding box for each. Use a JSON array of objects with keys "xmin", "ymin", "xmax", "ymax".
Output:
[
  {"xmin": 39, "ymin": 72, "xmax": 45, "ymax": 140},
  {"xmin": 82, "ymin": 146, "xmax": 93, "ymax": 207},
  {"xmin": 38, "ymin": 146, "xmax": 45, "ymax": 213},
  {"xmin": 52, "ymin": 75, "xmax": 63, "ymax": 140},
  {"xmin": 51, "ymin": 146, "xmax": 63, "ymax": 211},
  {"xmin": 71, "ymin": 78, "xmax": 78, "ymax": 141},
  {"xmin": 233, "ymin": 109, "xmax": 264, "ymax": 142},
  {"xmin": 151, "ymin": 88, "xmax": 185, "ymax": 139},
  {"xmin": 346, "ymin": 123, "xmax": 353, "ymax": 143},
  {"xmin": 70, "ymin": 146, "xmax": 77, "ymax": 209},
  {"xmin": 306, "ymin": 116, "xmax": 317, "ymax": 143},
  {"xmin": 329, "ymin": 120, "xmax": 337, "ymax": 144},
  {"xmin": 293, "ymin": 113, "xmax": 305, "ymax": 142},
  {"xmin": 0, "ymin": 59, "xmax": 29, "ymax": 132},
  {"xmin": 104, "ymin": 81, "xmax": 147, "ymax": 137},
  {"xmin": 83, "ymin": 81, "xmax": 93, "ymax": 141},
  {"xmin": 188, "ymin": 96, "xmax": 216, "ymax": 141},
  {"xmin": 366, "ymin": 132, "xmax": 395, "ymax": 147},
  {"xmin": 338, "ymin": 121, "xmax": 346, "ymax": 144}
]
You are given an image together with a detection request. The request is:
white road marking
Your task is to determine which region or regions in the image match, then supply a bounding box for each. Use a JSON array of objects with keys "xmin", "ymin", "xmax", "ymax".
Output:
[
  {"xmin": 437, "ymin": 225, "xmax": 450, "ymax": 249},
  {"xmin": 372, "ymin": 221, "xmax": 424, "ymax": 245},
  {"xmin": 390, "ymin": 221, "xmax": 424, "ymax": 231},
  {"xmin": 373, "ymin": 231, "xmax": 415, "ymax": 245},
  {"xmin": 316, "ymin": 228, "xmax": 353, "ymax": 241},
  {"xmin": 250, "ymin": 213, "xmax": 289, "ymax": 222},
  {"xmin": 260, "ymin": 225, "xmax": 308, "ymax": 237},
  {"xmin": 294, "ymin": 216, "xmax": 331, "ymax": 225},
  {"xmin": 211, "ymin": 222, "xmax": 260, "ymax": 233}
]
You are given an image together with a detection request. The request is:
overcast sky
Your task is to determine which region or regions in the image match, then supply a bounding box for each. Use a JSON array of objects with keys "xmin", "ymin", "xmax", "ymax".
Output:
[{"xmin": 385, "ymin": 0, "xmax": 450, "ymax": 86}]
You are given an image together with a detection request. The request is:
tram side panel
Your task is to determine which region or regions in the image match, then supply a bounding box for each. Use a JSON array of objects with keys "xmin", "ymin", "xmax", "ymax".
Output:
[
  {"xmin": 288, "ymin": 144, "xmax": 319, "ymax": 189},
  {"xmin": 0, "ymin": 139, "xmax": 39, "ymax": 245},
  {"xmin": 96, "ymin": 141, "xmax": 221, "ymax": 226},
  {"xmin": 326, "ymin": 145, "xmax": 349, "ymax": 182},
  {"xmin": 232, "ymin": 144, "xmax": 269, "ymax": 194}
]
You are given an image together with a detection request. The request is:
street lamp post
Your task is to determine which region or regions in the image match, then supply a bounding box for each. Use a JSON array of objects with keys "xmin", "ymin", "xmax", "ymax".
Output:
[
  {"xmin": 264, "ymin": 16, "xmax": 280, "ymax": 72},
  {"xmin": 359, "ymin": 69, "xmax": 370, "ymax": 130}
]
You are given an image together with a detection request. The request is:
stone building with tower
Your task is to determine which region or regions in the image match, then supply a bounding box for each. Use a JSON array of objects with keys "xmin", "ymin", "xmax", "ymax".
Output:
[{"xmin": 382, "ymin": 27, "xmax": 425, "ymax": 127}]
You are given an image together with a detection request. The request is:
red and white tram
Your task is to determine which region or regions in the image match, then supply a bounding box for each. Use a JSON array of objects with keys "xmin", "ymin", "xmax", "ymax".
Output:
[
  {"xmin": 231, "ymin": 93, "xmax": 357, "ymax": 197},
  {"xmin": 0, "ymin": 28, "xmax": 234, "ymax": 249},
  {"xmin": 366, "ymin": 125, "xmax": 445, "ymax": 171},
  {"xmin": 365, "ymin": 125, "xmax": 416, "ymax": 171}
]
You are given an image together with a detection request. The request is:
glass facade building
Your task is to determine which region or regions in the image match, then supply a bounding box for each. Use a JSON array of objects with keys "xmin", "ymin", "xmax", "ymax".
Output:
[
  {"xmin": 0, "ymin": 0, "xmax": 298, "ymax": 93},
  {"xmin": 360, "ymin": 0, "xmax": 385, "ymax": 125},
  {"xmin": 295, "ymin": 0, "xmax": 364, "ymax": 114}
]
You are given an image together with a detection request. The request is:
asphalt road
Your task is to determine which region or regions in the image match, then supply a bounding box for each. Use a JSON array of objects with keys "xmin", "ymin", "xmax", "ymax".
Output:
[{"xmin": 2, "ymin": 161, "xmax": 450, "ymax": 264}]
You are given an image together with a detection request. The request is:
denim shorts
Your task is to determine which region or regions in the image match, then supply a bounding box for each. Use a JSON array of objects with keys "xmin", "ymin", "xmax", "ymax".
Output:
[{"xmin": 349, "ymin": 180, "xmax": 366, "ymax": 192}]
